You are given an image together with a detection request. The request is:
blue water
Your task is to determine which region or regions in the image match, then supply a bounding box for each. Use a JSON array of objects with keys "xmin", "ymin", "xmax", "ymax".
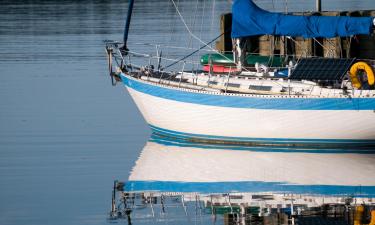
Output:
[{"xmin": 1, "ymin": 0, "xmax": 375, "ymax": 225}]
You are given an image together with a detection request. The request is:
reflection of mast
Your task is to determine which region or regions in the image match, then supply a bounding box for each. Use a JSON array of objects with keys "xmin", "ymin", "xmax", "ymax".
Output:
[
  {"xmin": 109, "ymin": 189, "xmax": 375, "ymax": 224},
  {"xmin": 110, "ymin": 180, "xmax": 117, "ymax": 217},
  {"xmin": 290, "ymin": 196, "xmax": 295, "ymax": 225}
]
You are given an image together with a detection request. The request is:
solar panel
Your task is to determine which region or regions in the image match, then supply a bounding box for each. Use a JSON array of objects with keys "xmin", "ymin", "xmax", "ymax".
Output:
[{"xmin": 289, "ymin": 58, "xmax": 356, "ymax": 81}]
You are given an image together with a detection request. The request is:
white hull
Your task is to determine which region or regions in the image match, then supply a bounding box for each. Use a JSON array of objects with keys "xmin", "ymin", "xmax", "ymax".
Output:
[{"xmin": 122, "ymin": 74, "xmax": 375, "ymax": 145}]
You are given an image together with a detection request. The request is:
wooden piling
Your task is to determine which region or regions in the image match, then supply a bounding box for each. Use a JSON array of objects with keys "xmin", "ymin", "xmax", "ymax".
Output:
[
  {"xmin": 216, "ymin": 13, "xmax": 232, "ymax": 53},
  {"xmin": 357, "ymin": 11, "xmax": 375, "ymax": 59}
]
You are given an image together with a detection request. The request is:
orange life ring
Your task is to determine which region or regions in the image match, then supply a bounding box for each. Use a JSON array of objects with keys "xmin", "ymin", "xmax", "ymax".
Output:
[{"xmin": 349, "ymin": 61, "xmax": 375, "ymax": 89}]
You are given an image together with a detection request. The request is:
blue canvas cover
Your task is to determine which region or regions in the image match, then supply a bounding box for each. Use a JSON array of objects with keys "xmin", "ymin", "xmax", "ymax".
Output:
[{"xmin": 232, "ymin": 0, "xmax": 374, "ymax": 38}]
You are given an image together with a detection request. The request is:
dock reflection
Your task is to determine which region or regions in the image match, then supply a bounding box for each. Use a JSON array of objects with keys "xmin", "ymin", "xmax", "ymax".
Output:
[{"xmin": 110, "ymin": 134, "xmax": 375, "ymax": 225}]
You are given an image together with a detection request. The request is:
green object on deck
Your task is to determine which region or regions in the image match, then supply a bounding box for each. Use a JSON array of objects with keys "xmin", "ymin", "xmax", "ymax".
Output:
[
  {"xmin": 200, "ymin": 53, "xmax": 284, "ymax": 67},
  {"xmin": 200, "ymin": 53, "xmax": 235, "ymax": 65},
  {"xmin": 206, "ymin": 206, "xmax": 241, "ymax": 214}
]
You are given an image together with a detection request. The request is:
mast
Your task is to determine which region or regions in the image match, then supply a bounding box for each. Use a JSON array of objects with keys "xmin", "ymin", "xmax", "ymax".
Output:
[
  {"xmin": 121, "ymin": 0, "xmax": 135, "ymax": 54},
  {"xmin": 316, "ymin": 0, "xmax": 321, "ymax": 12},
  {"xmin": 233, "ymin": 38, "xmax": 245, "ymax": 73}
]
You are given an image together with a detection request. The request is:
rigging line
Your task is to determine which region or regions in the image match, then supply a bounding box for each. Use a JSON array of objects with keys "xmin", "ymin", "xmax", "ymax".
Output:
[
  {"xmin": 125, "ymin": 51, "xmax": 218, "ymax": 66},
  {"xmin": 288, "ymin": 37, "xmax": 309, "ymax": 59},
  {"xmin": 162, "ymin": 32, "xmax": 225, "ymax": 69},
  {"xmin": 188, "ymin": 0, "xmax": 200, "ymax": 70},
  {"xmin": 312, "ymin": 37, "xmax": 331, "ymax": 55},
  {"xmin": 210, "ymin": 0, "xmax": 216, "ymax": 43},
  {"xmin": 169, "ymin": 0, "xmax": 253, "ymax": 73},
  {"xmin": 326, "ymin": 38, "xmax": 342, "ymax": 57},
  {"xmin": 198, "ymin": 0, "xmax": 207, "ymax": 67},
  {"xmin": 168, "ymin": 0, "xmax": 180, "ymax": 62},
  {"xmin": 170, "ymin": 0, "xmax": 213, "ymax": 48},
  {"xmin": 199, "ymin": 0, "xmax": 207, "ymax": 41},
  {"xmin": 169, "ymin": 0, "xmax": 236, "ymax": 68},
  {"xmin": 127, "ymin": 50, "xmax": 201, "ymax": 65},
  {"xmin": 127, "ymin": 42, "xmax": 217, "ymax": 52},
  {"xmin": 168, "ymin": 0, "xmax": 240, "ymax": 71},
  {"xmin": 188, "ymin": 0, "xmax": 200, "ymax": 48}
]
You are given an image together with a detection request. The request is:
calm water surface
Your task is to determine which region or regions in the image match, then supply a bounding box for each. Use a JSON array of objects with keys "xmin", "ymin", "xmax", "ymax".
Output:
[{"xmin": 1, "ymin": 1, "xmax": 375, "ymax": 225}]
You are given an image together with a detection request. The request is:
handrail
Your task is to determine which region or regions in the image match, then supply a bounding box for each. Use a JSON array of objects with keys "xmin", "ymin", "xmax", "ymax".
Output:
[
  {"xmin": 106, "ymin": 40, "xmax": 375, "ymax": 96},
  {"xmin": 106, "ymin": 40, "xmax": 375, "ymax": 67}
]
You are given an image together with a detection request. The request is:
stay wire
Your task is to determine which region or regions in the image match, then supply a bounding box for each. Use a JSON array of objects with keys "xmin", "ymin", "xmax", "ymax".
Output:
[
  {"xmin": 168, "ymin": 0, "xmax": 238, "ymax": 71},
  {"xmin": 162, "ymin": 32, "xmax": 225, "ymax": 70}
]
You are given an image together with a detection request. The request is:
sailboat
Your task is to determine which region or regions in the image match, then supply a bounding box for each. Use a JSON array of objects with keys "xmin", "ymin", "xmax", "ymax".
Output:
[{"xmin": 105, "ymin": 0, "xmax": 375, "ymax": 146}]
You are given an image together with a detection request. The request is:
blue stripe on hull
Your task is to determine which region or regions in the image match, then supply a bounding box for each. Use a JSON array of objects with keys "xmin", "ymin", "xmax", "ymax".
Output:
[
  {"xmin": 149, "ymin": 124, "xmax": 375, "ymax": 149},
  {"xmin": 125, "ymin": 181, "xmax": 375, "ymax": 197},
  {"xmin": 149, "ymin": 133, "xmax": 375, "ymax": 154},
  {"xmin": 121, "ymin": 74, "xmax": 375, "ymax": 110}
]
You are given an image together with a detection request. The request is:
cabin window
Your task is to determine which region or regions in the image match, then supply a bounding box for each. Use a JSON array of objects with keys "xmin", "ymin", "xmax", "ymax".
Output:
[
  {"xmin": 225, "ymin": 83, "xmax": 241, "ymax": 88},
  {"xmin": 249, "ymin": 85, "xmax": 272, "ymax": 91}
]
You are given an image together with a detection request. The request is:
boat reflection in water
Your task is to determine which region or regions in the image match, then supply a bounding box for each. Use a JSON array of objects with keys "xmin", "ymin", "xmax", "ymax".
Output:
[{"xmin": 110, "ymin": 134, "xmax": 375, "ymax": 225}]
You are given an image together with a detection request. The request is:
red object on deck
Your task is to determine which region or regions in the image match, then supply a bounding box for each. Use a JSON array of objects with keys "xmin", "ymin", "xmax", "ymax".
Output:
[{"xmin": 202, "ymin": 65, "xmax": 239, "ymax": 73}]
